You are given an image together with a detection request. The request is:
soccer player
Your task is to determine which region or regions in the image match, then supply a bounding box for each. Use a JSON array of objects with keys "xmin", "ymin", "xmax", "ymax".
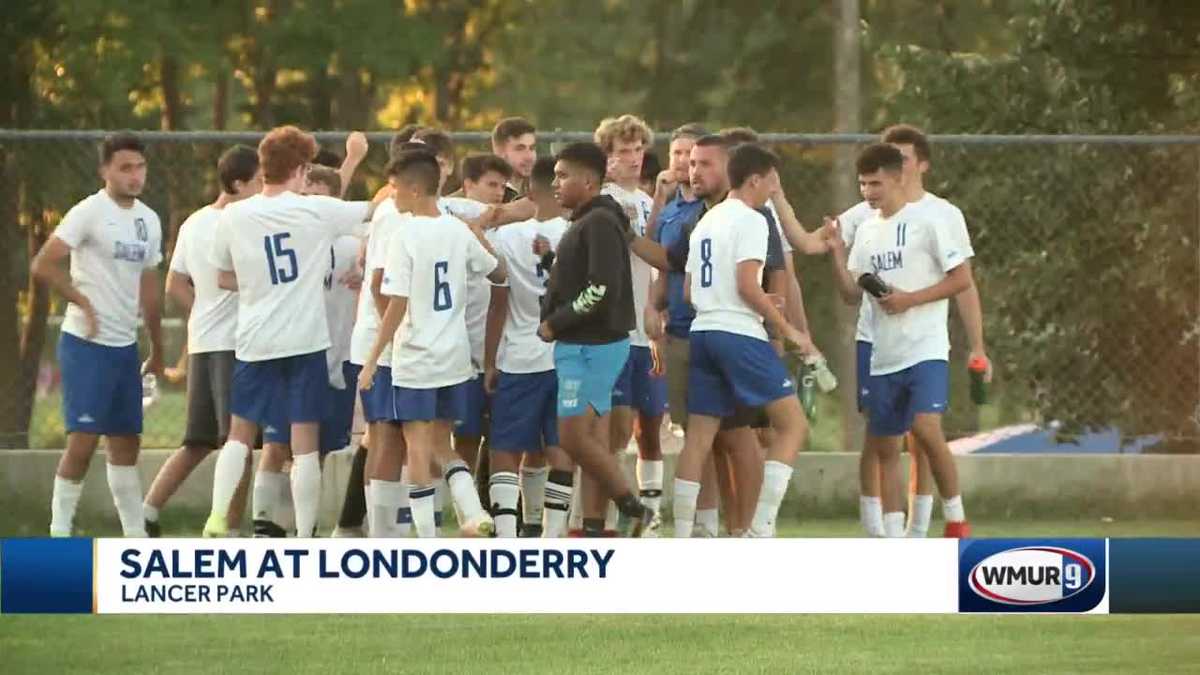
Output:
[
  {"xmin": 33, "ymin": 131, "xmax": 164, "ymax": 538},
  {"xmin": 492, "ymin": 117, "xmax": 537, "ymax": 202},
  {"xmin": 483, "ymin": 157, "xmax": 570, "ymax": 537},
  {"xmin": 204, "ymin": 125, "xmax": 371, "ymax": 538},
  {"xmin": 830, "ymin": 143, "xmax": 973, "ymax": 538},
  {"xmin": 538, "ymin": 141, "xmax": 653, "ymax": 536},
  {"xmin": 142, "ymin": 145, "xmax": 261, "ymax": 537},
  {"xmin": 673, "ymin": 143, "xmax": 811, "ymax": 538},
  {"xmin": 358, "ymin": 149, "xmax": 506, "ymax": 538},
  {"xmin": 461, "ymin": 154, "xmax": 513, "ymax": 206}
]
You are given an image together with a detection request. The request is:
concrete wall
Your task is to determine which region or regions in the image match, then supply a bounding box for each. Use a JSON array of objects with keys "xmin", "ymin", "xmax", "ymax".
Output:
[{"xmin": 3, "ymin": 449, "xmax": 1197, "ymax": 535}]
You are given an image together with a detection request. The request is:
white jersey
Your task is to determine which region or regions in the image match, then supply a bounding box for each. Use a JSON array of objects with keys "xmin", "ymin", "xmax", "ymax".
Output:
[
  {"xmin": 439, "ymin": 197, "xmax": 492, "ymax": 371},
  {"xmin": 847, "ymin": 201, "xmax": 973, "ymax": 375},
  {"xmin": 838, "ymin": 200, "xmax": 876, "ymax": 342},
  {"xmin": 491, "ymin": 216, "xmax": 569, "ymax": 374},
  {"xmin": 766, "ymin": 201, "xmax": 792, "ymax": 255},
  {"xmin": 602, "ymin": 183, "xmax": 655, "ymax": 347},
  {"xmin": 211, "ymin": 191, "xmax": 368, "ymax": 362},
  {"xmin": 349, "ymin": 199, "xmax": 403, "ymax": 367},
  {"xmin": 55, "ymin": 189, "xmax": 162, "ymax": 347},
  {"xmin": 324, "ymin": 235, "xmax": 361, "ymax": 388},
  {"xmin": 686, "ymin": 198, "xmax": 769, "ymax": 341},
  {"xmin": 169, "ymin": 205, "xmax": 236, "ymax": 354},
  {"xmin": 381, "ymin": 214, "xmax": 498, "ymax": 389}
]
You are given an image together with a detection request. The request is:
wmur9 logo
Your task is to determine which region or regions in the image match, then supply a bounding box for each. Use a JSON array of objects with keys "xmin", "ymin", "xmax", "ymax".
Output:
[{"xmin": 959, "ymin": 539, "xmax": 1107, "ymax": 613}]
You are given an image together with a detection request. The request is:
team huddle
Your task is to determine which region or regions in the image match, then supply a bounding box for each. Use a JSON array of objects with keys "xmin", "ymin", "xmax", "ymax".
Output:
[{"xmin": 34, "ymin": 115, "xmax": 991, "ymax": 540}]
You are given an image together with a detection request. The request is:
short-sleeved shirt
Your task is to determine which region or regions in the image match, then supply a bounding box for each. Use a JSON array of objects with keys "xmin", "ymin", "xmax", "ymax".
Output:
[
  {"xmin": 349, "ymin": 199, "xmax": 404, "ymax": 367},
  {"xmin": 381, "ymin": 214, "xmax": 498, "ymax": 389},
  {"xmin": 170, "ymin": 205, "xmax": 236, "ymax": 354},
  {"xmin": 686, "ymin": 198, "xmax": 770, "ymax": 341},
  {"xmin": 602, "ymin": 183, "xmax": 655, "ymax": 347},
  {"xmin": 490, "ymin": 217, "xmax": 569, "ymax": 373},
  {"xmin": 211, "ymin": 191, "xmax": 368, "ymax": 362},
  {"xmin": 653, "ymin": 189, "xmax": 705, "ymax": 338},
  {"xmin": 440, "ymin": 196, "xmax": 492, "ymax": 372},
  {"xmin": 55, "ymin": 189, "xmax": 163, "ymax": 347},
  {"xmin": 325, "ymin": 234, "xmax": 362, "ymax": 387},
  {"xmin": 846, "ymin": 201, "xmax": 973, "ymax": 375}
]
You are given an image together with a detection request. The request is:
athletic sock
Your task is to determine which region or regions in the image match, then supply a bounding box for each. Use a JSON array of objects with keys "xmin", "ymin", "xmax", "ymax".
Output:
[
  {"xmin": 582, "ymin": 517, "xmax": 606, "ymax": 536},
  {"xmin": 942, "ymin": 494, "xmax": 966, "ymax": 523},
  {"xmin": 397, "ymin": 466, "xmax": 412, "ymax": 536},
  {"xmin": 410, "ymin": 484, "xmax": 437, "ymax": 538},
  {"xmin": 291, "ymin": 453, "xmax": 321, "ymax": 537},
  {"xmin": 883, "ymin": 511, "xmax": 906, "ymax": 538},
  {"xmin": 909, "ymin": 494, "xmax": 934, "ymax": 538},
  {"xmin": 368, "ymin": 479, "xmax": 404, "ymax": 537},
  {"xmin": 695, "ymin": 508, "xmax": 720, "ymax": 537},
  {"xmin": 434, "ymin": 477, "xmax": 447, "ymax": 532},
  {"xmin": 489, "ymin": 472, "xmax": 521, "ymax": 538},
  {"xmin": 672, "ymin": 478, "xmax": 700, "ymax": 538},
  {"xmin": 338, "ymin": 444, "xmax": 368, "ymax": 529},
  {"xmin": 364, "ymin": 481, "xmax": 375, "ymax": 535},
  {"xmin": 520, "ymin": 465, "xmax": 549, "ymax": 529},
  {"xmin": 253, "ymin": 470, "xmax": 288, "ymax": 522},
  {"xmin": 750, "ymin": 460, "xmax": 794, "ymax": 537},
  {"xmin": 604, "ymin": 500, "xmax": 620, "ymax": 531},
  {"xmin": 209, "ymin": 440, "xmax": 249, "ymax": 525},
  {"xmin": 637, "ymin": 458, "xmax": 664, "ymax": 516},
  {"xmin": 106, "ymin": 464, "xmax": 146, "ymax": 537},
  {"xmin": 445, "ymin": 460, "xmax": 487, "ymax": 525},
  {"xmin": 542, "ymin": 469, "xmax": 574, "ymax": 537},
  {"xmin": 142, "ymin": 503, "xmax": 160, "ymax": 524},
  {"xmin": 50, "ymin": 476, "xmax": 84, "ymax": 537},
  {"xmin": 859, "ymin": 496, "xmax": 885, "ymax": 537}
]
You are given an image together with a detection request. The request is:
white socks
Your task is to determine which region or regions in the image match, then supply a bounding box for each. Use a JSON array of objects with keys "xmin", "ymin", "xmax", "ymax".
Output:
[
  {"xmin": 672, "ymin": 478, "xmax": 700, "ymax": 538},
  {"xmin": 695, "ymin": 509, "xmax": 720, "ymax": 537},
  {"xmin": 520, "ymin": 465, "xmax": 548, "ymax": 529},
  {"xmin": 750, "ymin": 460, "xmax": 793, "ymax": 537},
  {"xmin": 50, "ymin": 476, "xmax": 84, "ymax": 537},
  {"xmin": 369, "ymin": 479, "xmax": 405, "ymax": 537},
  {"xmin": 883, "ymin": 511, "xmax": 906, "ymax": 538},
  {"xmin": 489, "ymin": 472, "xmax": 521, "ymax": 538},
  {"xmin": 396, "ymin": 467, "xmax": 413, "ymax": 536},
  {"xmin": 942, "ymin": 494, "xmax": 966, "ymax": 523},
  {"xmin": 542, "ymin": 470, "xmax": 573, "ymax": 537},
  {"xmin": 434, "ymin": 477, "xmax": 448, "ymax": 533},
  {"xmin": 106, "ymin": 464, "xmax": 146, "ymax": 537},
  {"xmin": 445, "ymin": 460, "xmax": 487, "ymax": 526},
  {"xmin": 253, "ymin": 470, "xmax": 288, "ymax": 522},
  {"xmin": 143, "ymin": 503, "xmax": 160, "ymax": 524},
  {"xmin": 909, "ymin": 494, "xmax": 934, "ymax": 537},
  {"xmin": 860, "ymin": 496, "xmax": 884, "ymax": 537},
  {"xmin": 291, "ymin": 453, "xmax": 321, "ymax": 537},
  {"xmin": 637, "ymin": 458, "xmax": 664, "ymax": 516},
  {"xmin": 410, "ymin": 484, "xmax": 437, "ymax": 537},
  {"xmin": 209, "ymin": 440, "xmax": 249, "ymax": 525}
]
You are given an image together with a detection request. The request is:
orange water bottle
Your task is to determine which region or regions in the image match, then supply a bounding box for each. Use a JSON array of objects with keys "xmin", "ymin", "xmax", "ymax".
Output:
[{"xmin": 968, "ymin": 356, "xmax": 989, "ymax": 405}]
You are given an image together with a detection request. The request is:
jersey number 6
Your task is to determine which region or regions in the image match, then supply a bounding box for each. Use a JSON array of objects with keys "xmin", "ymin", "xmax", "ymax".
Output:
[{"xmin": 433, "ymin": 260, "xmax": 452, "ymax": 311}]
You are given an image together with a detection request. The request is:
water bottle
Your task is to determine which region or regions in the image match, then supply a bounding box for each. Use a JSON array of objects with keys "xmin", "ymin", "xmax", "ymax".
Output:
[
  {"xmin": 798, "ymin": 361, "xmax": 817, "ymax": 423},
  {"xmin": 141, "ymin": 373, "xmax": 160, "ymax": 411},
  {"xmin": 806, "ymin": 354, "xmax": 839, "ymax": 393},
  {"xmin": 968, "ymin": 356, "xmax": 989, "ymax": 405}
]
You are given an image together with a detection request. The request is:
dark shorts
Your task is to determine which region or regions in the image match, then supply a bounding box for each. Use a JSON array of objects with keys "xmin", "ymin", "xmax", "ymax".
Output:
[
  {"xmin": 183, "ymin": 350, "xmax": 234, "ymax": 448},
  {"xmin": 58, "ymin": 332, "xmax": 142, "ymax": 436},
  {"xmin": 490, "ymin": 370, "xmax": 559, "ymax": 452},
  {"xmin": 612, "ymin": 345, "xmax": 669, "ymax": 417},
  {"xmin": 232, "ymin": 350, "xmax": 329, "ymax": 428}
]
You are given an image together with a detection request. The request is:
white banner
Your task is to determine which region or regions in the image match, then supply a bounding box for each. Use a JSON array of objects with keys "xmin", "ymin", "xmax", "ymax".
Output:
[{"xmin": 94, "ymin": 539, "xmax": 959, "ymax": 614}]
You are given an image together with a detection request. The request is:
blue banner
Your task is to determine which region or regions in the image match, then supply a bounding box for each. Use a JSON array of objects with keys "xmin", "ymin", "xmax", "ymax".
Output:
[{"xmin": 1, "ymin": 538, "xmax": 94, "ymax": 614}]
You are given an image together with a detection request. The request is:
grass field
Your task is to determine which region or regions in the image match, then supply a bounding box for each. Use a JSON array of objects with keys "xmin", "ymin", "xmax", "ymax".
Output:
[{"xmin": 1, "ymin": 613, "xmax": 1198, "ymax": 674}]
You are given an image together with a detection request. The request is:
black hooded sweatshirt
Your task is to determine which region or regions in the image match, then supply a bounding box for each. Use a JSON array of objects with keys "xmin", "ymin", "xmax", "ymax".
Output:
[{"xmin": 540, "ymin": 194, "xmax": 635, "ymax": 344}]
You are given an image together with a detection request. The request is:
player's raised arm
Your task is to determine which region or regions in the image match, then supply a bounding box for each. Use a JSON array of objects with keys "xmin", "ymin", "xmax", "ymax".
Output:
[{"xmin": 337, "ymin": 131, "xmax": 369, "ymax": 198}]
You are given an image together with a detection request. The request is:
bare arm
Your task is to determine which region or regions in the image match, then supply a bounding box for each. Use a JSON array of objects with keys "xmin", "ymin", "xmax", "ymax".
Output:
[
  {"xmin": 772, "ymin": 192, "xmax": 829, "ymax": 255},
  {"xmin": 629, "ymin": 236, "xmax": 670, "ymax": 272},
  {"xmin": 140, "ymin": 269, "xmax": 164, "ymax": 375},
  {"xmin": 338, "ymin": 132, "xmax": 368, "ymax": 198},
  {"xmin": 478, "ymin": 198, "xmax": 536, "ymax": 230},
  {"xmin": 370, "ymin": 268, "xmax": 387, "ymax": 318},
  {"xmin": 879, "ymin": 264, "xmax": 971, "ymax": 315},
  {"xmin": 781, "ymin": 256, "xmax": 809, "ymax": 332},
  {"xmin": 31, "ymin": 236, "xmax": 99, "ymax": 338},
  {"xmin": 483, "ymin": 286, "xmax": 509, "ymax": 393},
  {"xmin": 358, "ymin": 294, "xmax": 409, "ymax": 388},
  {"xmin": 165, "ymin": 270, "xmax": 194, "ymax": 315},
  {"xmin": 469, "ymin": 225, "xmax": 508, "ymax": 285},
  {"xmin": 737, "ymin": 259, "xmax": 804, "ymax": 346},
  {"xmin": 827, "ymin": 235, "xmax": 863, "ymax": 305},
  {"xmin": 217, "ymin": 270, "xmax": 238, "ymax": 292},
  {"xmin": 953, "ymin": 262, "xmax": 985, "ymax": 353}
]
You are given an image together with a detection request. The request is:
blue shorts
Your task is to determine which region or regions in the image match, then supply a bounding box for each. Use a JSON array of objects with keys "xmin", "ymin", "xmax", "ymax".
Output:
[
  {"xmin": 58, "ymin": 332, "xmax": 142, "ymax": 436},
  {"xmin": 321, "ymin": 361, "xmax": 358, "ymax": 452},
  {"xmin": 856, "ymin": 340, "xmax": 873, "ymax": 413},
  {"xmin": 232, "ymin": 350, "xmax": 329, "ymax": 429},
  {"xmin": 357, "ymin": 364, "xmax": 396, "ymax": 423},
  {"xmin": 613, "ymin": 345, "xmax": 669, "ymax": 417},
  {"xmin": 490, "ymin": 370, "xmax": 559, "ymax": 452},
  {"xmin": 866, "ymin": 360, "xmax": 949, "ymax": 437},
  {"xmin": 687, "ymin": 330, "xmax": 795, "ymax": 418},
  {"xmin": 393, "ymin": 381, "xmax": 471, "ymax": 423},
  {"xmin": 454, "ymin": 375, "xmax": 488, "ymax": 437},
  {"xmin": 554, "ymin": 339, "xmax": 630, "ymax": 419}
]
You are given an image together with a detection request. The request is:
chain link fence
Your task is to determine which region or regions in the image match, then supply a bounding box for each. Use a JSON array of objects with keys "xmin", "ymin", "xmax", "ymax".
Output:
[{"xmin": 1, "ymin": 130, "xmax": 1197, "ymax": 452}]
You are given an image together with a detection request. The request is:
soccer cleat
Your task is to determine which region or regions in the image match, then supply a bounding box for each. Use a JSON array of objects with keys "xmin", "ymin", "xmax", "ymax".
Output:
[
  {"xmin": 691, "ymin": 523, "xmax": 718, "ymax": 538},
  {"xmin": 253, "ymin": 519, "xmax": 288, "ymax": 538},
  {"xmin": 943, "ymin": 521, "xmax": 972, "ymax": 538},
  {"xmin": 145, "ymin": 519, "xmax": 161, "ymax": 538},
  {"xmin": 460, "ymin": 513, "xmax": 495, "ymax": 538},
  {"xmin": 618, "ymin": 505, "xmax": 655, "ymax": 538},
  {"xmin": 331, "ymin": 525, "xmax": 365, "ymax": 538},
  {"xmin": 642, "ymin": 512, "xmax": 662, "ymax": 538},
  {"xmin": 519, "ymin": 523, "xmax": 543, "ymax": 538},
  {"xmin": 202, "ymin": 514, "xmax": 228, "ymax": 538}
]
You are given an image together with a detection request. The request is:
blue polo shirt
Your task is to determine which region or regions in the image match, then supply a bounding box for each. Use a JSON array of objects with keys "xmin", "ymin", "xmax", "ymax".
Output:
[{"xmin": 653, "ymin": 189, "xmax": 705, "ymax": 338}]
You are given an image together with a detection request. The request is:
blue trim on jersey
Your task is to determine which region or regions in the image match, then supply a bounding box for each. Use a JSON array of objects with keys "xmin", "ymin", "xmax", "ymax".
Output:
[
  {"xmin": 58, "ymin": 332, "xmax": 142, "ymax": 436},
  {"xmin": 686, "ymin": 330, "xmax": 794, "ymax": 418},
  {"xmin": 612, "ymin": 345, "xmax": 668, "ymax": 417},
  {"xmin": 865, "ymin": 360, "xmax": 949, "ymax": 437},
  {"xmin": 490, "ymin": 370, "xmax": 559, "ymax": 452}
]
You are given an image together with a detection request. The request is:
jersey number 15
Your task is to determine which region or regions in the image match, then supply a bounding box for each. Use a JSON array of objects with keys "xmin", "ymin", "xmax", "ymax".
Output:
[{"xmin": 264, "ymin": 232, "xmax": 298, "ymax": 285}]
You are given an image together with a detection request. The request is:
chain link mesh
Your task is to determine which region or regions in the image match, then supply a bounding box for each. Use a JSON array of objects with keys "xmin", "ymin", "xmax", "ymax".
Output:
[{"xmin": 1, "ymin": 132, "xmax": 1196, "ymax": 451}]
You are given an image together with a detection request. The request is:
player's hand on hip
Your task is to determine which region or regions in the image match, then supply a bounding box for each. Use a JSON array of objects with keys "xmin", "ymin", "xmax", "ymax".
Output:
[
  {"xmin": 345, "ymin": 132, "xmax": 368, "ymax": 161},
  {"xmin": 969, "ymin": 348, "xmax": 994, "ymax": 383},
  {"xmin": 537, "ymin": 321, "xmax": 555, "ymax": 343},
  {"xmin": 78, "ymin": 296, "xmax": 99, "ymax": 339},
  {"xmin": 358, "ymin": 363, "xmax": 377, "ymax": 391},
  {"xmin": 878, "ymin": 289, "xmax": 915, "ymax": 315}
]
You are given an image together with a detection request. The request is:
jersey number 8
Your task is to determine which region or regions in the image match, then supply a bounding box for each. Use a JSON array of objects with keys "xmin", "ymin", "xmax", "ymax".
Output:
[
  {"xmin": 699, "ymin": 238, "xmax": 713, "ymax": 288},
  {"xmin": 264, "ymin": 232, "xmax": 298, "ymax": 285},
  {"xmin": 433, "ymin": 260, "xmax": 452, "ymax": 311}
]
